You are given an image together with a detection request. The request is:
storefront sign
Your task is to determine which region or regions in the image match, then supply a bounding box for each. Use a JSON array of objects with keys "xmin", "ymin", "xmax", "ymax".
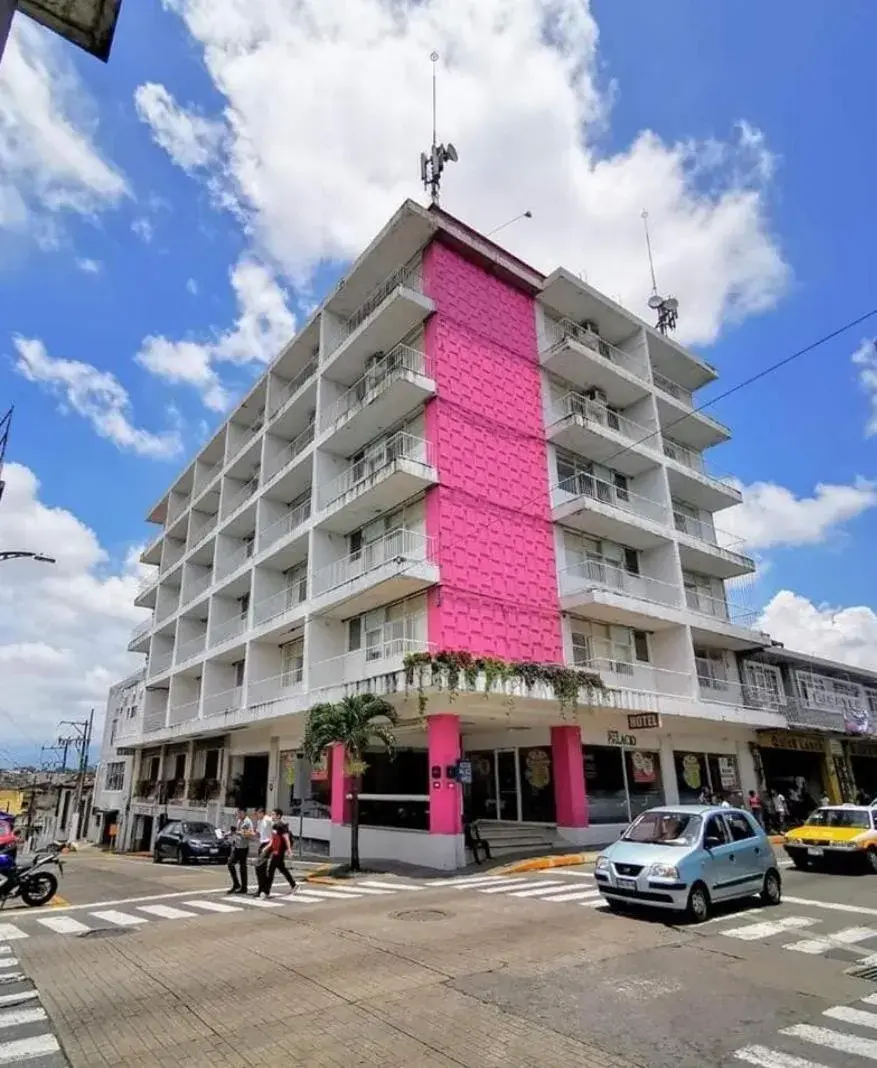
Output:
[
  {"xmin": 524, "ymin": 749, "xmax": 551, "ymax": 790},
  {"xmin": 607, "ymin": 730, "xmax": 637, "ymax": 747},
  {"xmin": 849, "ymin": 740, "xmax": 877, "ymax": 759},
  {"xmin": 718, "ymin": 756, "xmax": 739, "ymax": 790},
  {"xmin": 630, "ymin": 751, "xmax": 657, "ymax": 784},
  {"xmin": 757, "ymin": 732, "xmax": 824, "ymax": 753},
  {"xmin": 628, "ymin": 713, "xmax": 661, "ymax": 731},
  {"xmin": 311, "ymin": 750, "xmax": 329, "ymax": 782},
  {"xmin": 457, "ymin": 760, "xmax": 472, "ymax": 784}
]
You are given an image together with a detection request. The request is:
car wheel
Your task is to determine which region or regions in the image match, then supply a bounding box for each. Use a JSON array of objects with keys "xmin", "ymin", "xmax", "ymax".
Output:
[
  {"xmin": 605, "ymin": 899, "xmax": 625, "ymax": 913},
  {"xmin": 153, "ymin": 847, "xmax": 162, "ymax": 864},
  {"xmin": 686, "ymin": 882, "xmax": 710, "ymax": 924},
  {"xmin": 176, "ymin": 846, "xmax": 188, "ymax": 866},
  {"xmin": 866, "ymin": 848, "xmax": 877, "ymax": 874},
  {"xmin": 761, "ymin": 868, "xmax": 782, "ymax": 906}
]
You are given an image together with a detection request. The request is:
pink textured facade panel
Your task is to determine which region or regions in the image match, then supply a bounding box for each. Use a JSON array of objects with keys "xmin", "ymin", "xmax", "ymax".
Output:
[
  {"xmin": 423, "ymin": 240, "xmax": 562, "ymax": 663},
  {"xmin": 428, "ymin": 713, "xmax": 463, "ymax": 835}
]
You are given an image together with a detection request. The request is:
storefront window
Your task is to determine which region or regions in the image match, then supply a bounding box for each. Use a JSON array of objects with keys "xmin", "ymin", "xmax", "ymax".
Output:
[
  {"xmin": 674, "ymin": 751, "xmax": 740, "ymax": 803},
  {"xmin": 583, "ymin": 745, "xmax": 628, "ymax": 823},
  {"xmin": 518, "ymin": 747, "xmax": 555, "ymax": 823},
  {"xmin": 466, "ymin": 751, "xmax": 497, "ymax": 821},
  {"xmin": 625, "ymin": 749, "xmax": 663, "ymax": 818}
]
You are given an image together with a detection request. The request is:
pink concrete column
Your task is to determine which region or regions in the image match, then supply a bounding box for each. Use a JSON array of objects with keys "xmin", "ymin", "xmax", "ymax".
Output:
[
  {"xmin": 329, "ymin": 743, "xmax": 352, "ymax": 825},
  {"xmin": 428, "ymin": 714, "xmax": 462, "ymax": 835},
  {"xmin": 551, "ymin": 725, "xmax": 588, "ymax": 828}
]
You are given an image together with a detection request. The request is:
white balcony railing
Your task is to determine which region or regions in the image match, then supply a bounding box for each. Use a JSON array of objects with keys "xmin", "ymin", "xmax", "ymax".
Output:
[
  {"xmin": 544, "ymin": 318, "xmax": 648, "ymax": 381},
  {"xmin": 265, "ymin": 422, "xmax": 314, "ymax": 481},
  {"xmin": 663, "ymin": 438, "xmax": 705, "ymax": 472},
  {"xmin": 148, "ymin": 648, "xmax": 174, "ymax": 676},
  {"xmin": 176, "ymin": 633, "xmax": 206, "ymax": 664},
  {"xmin": 129, "ymin": 618, "xmax": 152, "ymax": 643},
  {"xmin": 674, "ymin": 513, "xmax": 752, "ymax": 565},
  {"xmin": 312, "ymin": 529, "xmax": 432, "ymax": 596},
  {"xmin": 137, "ymin": 570, "xmax": 159, "ymax": 595},
  {"xmin": 202, "ymin": 686, "xmax": 243, "ymax": 719},
  {"xmin": 210, "ymin": 613, "xmax": 247, "ymax": 647},
  {"xmin": 222, "ymin": 476, "xmax": 259, "ymax": 520},
  {"xmin": 685, "ymin": 588, "xmax": 755, "ymax": 625},
  {"xmin": 309, "ymin": 627, "xmax": 429, "ymax": 689},
  {"xmin": 168, "ymin": 700, "xmax": 200, "ymax": 726},
  {"xmin": 270, "ymin": 358, "xmax": 318, "ymax": 418},
  {"xmin": 253, "ymin": 582, "xmax": 308, "ymax": 627},
  {"xmin": 652, "ymin": 371, "xmax": 694, "ymax": 406},
  {"xmin": 181, "ymin": 570, "xmax": 213, "ymax": 608},
  {"xmin": 323, "ymin": 345, "xmax": 432, "ymax": 430},
  {"xmin": 698, "ymin": 672, "xmax": 783, "ymax": 711},
  {"xmin": 557, "ymin": 472, "xmax": 669, "ymax": 526},
  {"xmin": 189, "ymin": 510, "xmax": 217, "ymax": 547},
  {"xmin": 216, "ymin": 541, "xmax": 253, "ymax": 581},
  {"xmin": 333, "ymin": 262, "xmax": 424, "ymax": 353},
  {"xmin": 552, "ymin": 393, "xmax": 652, "ymax": 447},
  {"xmin": 155, "ymin": 597, "xmax": 180, "ymax": 624},
  {"xmin": 258, "ymin": 499, "xmax": 311, "ymax": 553},
  {"xmin": 322, "ymin": 432, "xmax": 434, "ymax": 509},
  {"xmin": 249, "ymin": 669, "xmax": 304, "ymax": 706},
  {"xmin": 560, "ymin": 560, "xmax": 680, "ymax": 609}
]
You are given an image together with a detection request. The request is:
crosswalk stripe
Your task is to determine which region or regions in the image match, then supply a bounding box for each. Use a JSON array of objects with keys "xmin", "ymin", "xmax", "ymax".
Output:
[
  {"xmin": 0, "ymin": 977, "xmax": 24, "ymax": 988},
  {"xmin": 823, "ymin": 1005, "xmax": 877, "ymax": 1030},
  {"xmin": 138, "ymin": 904, "xmax": 197, "ymax": 920},
  {"xmin": 0, "ymin": 926, "xmax": 26, "ymax": 942},
  {"xmin": 280, "ymin": 893, "xmax": 333, "ymax": 904},
  {"xmin": 287, "ymin": 888, "xmax": 363, "ymax": 900},
  {"xmin": 0, "ymin": 962, "xmax": 17, "ymax": 971},
  {"xmin": 235, "ymin": 896, "xmax": 284, "ymax": 909},
  {"xmin": 721, "ymin": 917, "xmax": 816, "ymax": 941},
  {"xmin": 0, "ymin": 949, "xmax": 11, "ymax": 957},
  {"xmin": 0, "ymin": 1033, "xmax": 60, "ymax": 1063},
  {"xmin": 0, "ymin": 1005, "xmax": 46, "ymax": 1030},
  {"xmin": 543, "ymin": 890, "xmax": 603, "ymax": 903},
  {"xmin": 508, "ymin": 882, "xmax": 570, "ymax": 898},
  {"xmin": 435, "ymin": 876, "xmax": 509, "ymax": 887},
  {"xmin": 781, "ymin": 1023, "xmax": 877, "ymax": 1059},
  {"xmin": 91, "ymin": 910, "xmax": 148, "ymax": 927},
  {"xmin": 863, "ymin": 994, "xmax": 877, "ymax": 1006},
  {"xmin": 0, "ymin": 992, "xmax": 37, "ymax": 1008},
  {"xmin": 35, "ymin": 916, "xmax": 90, "ymax": 935},
  {"xmin": 358, "ymin": 881, "xmax": 422, "ymax": 891},
  {"xmin": 786, "ymin": 926, "xmax": 877, "ymax": 955},
  {"xmin": 734, "ymin": 1044, "xmax": 831, "ymax": 1067},
  {"xmin": 476, "ymin": 879, "xmax": 537, "ymax": 894},
  {"xmin": 182, "ymin": 900, "xmax": 243, "ymax": 914},
  {"xmin": 302, "ymin": 885, "xmax": 379, "ymax": 897}
]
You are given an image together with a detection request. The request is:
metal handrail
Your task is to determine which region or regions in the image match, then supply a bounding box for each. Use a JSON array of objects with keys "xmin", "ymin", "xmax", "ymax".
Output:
[
  {"xmin": 556, "ymin": 471, "xmax": 669, "ymax": 525},
  {"xmin": 312, "ymin": 529, "xmax": 432, "ymax": 596},
  {"xmin": 265, "ymin": 422, "xmax": 314, "ymax": 480},
  {"xmin": 270, "ymin": 358, "xmax": 317, "ymax": 417},
  {"xmin": 559, "ymin": 560, "xmax": 680, "ymax": 608},
  {"xmin": 252, "ymin": 582, "xmax": 308, "ymax": 627},
  {"xmin": 222, "ymin": 476, "xmax": 260, "ymax": 519},
  {"xmin": 257, "ymin": 499, "xmax": 311, "ymax": 553},
  {"xmin": 322, "ymin": 432, "xmax": 434, "ymax": 508},
  {"xmin": 323, "ymin": 344, "xmax": 432, "ymax": 430},
  {"xmin": 334, "ymin": 261, "xmax": 424, "ymax": 349},
  {"xmin": 544, "ymin": 318, "xmax": 648, "ymax": 381},
  {"xmin": 552, "ymin": 392, "xmax": 652, "ymax": 446}
]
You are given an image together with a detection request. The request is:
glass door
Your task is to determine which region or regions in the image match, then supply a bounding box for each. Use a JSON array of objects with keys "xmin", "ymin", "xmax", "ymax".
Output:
[
  {"xmin": 467, "ymin": 751, "xmax": 497, "ymax": 820},
  {"xmin": 496, "ymin": 749, "xmax": 521, "ymax": 821}
]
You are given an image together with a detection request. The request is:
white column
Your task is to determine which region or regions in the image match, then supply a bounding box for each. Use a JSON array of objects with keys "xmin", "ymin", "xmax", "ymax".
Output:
[
  {"xmin": 659, "ymin": 737, "xmax": 679, "ymax": 804},
  {"xmin": 0, "ymin": 0, "xmax": 16, "ymax": 65}
]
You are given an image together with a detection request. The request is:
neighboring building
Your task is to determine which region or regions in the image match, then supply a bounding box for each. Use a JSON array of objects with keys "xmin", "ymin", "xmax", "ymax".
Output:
[
  {"xmin": 90, "ymin": 669, "xmax": 144, "ymax": 848},
  {"xmin": 119, "ymin": 198, "xmax": 787, "ymax": 869}
]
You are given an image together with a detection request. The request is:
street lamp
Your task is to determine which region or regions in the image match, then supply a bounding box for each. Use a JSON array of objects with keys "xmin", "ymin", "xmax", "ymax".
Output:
[
  {"xmin": 0, "ymin": 551, "xmax": 56, "ymax": 564},
  {"xmin": 1, "ymin": 0, "xmax": 123, "ymax": 65}
]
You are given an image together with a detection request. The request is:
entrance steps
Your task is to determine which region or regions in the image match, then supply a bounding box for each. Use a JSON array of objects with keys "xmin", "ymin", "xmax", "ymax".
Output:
[{"xmin": 475, "ymin": 821, "xmax": 556, "ymax": 857}]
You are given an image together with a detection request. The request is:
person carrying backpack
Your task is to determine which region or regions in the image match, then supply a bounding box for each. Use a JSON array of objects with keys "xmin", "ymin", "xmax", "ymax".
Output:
[{"xmin": 263, "ymin": 809, "xmax": 296, "ymax": 897}]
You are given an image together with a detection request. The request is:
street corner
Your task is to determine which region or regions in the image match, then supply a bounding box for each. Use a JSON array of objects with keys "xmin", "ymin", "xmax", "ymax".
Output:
[{"xmin": 495, "ymin": 851, "xmax": 601, "ymax": 875}]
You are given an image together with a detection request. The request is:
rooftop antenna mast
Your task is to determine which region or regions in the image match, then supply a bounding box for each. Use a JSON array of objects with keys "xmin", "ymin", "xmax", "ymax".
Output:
[
  {"xmin": 420, "ymin": 51, "xmax": 458, "ymax": 206},
  {"xmin": 0, "ymin": 406, "xmax": 12, "ymax": 507},
  {"xmin": 641, "ymin": 210, "xmax": 679, "ymax": 336}
]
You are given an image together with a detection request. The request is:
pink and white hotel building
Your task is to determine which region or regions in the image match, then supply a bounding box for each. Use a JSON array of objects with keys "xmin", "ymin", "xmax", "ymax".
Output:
[{"xmin": 118, "ymin": 200, "xmax": 785, "ymax": 867}]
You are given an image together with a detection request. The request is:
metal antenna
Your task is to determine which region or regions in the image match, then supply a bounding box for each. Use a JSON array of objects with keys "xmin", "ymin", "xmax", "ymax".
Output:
[
  {"xmin": 487, "ymin": 210, "xmax": 532, "ymax": 237},
  {"xmin": 420, "ymin": 51, "xmax": 458, "ymax": 206},
  {"xmin": 641, "ymin": 209, "xmax": 680, "ymax": 336}
]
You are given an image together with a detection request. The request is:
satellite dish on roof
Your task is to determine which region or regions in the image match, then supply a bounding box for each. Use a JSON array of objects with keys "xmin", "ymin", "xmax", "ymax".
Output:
[
  {"xmin": 648, "ymin": 294, "xmax": 663, "ymax": 310},
  {"xmin": 445, "ymin": 143, "xmax": 458, "ymax": 163}
]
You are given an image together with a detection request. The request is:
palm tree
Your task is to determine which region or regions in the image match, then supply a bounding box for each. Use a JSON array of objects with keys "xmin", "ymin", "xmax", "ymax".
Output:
[{"xmin": 302, "ymin": 693, "xmax": 398, "ymax": 872}]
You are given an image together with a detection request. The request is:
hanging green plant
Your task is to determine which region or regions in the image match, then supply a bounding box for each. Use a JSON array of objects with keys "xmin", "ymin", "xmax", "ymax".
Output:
[{"xmin": 403, "ymin": 651, "xmax": 432, "ymax": 715}]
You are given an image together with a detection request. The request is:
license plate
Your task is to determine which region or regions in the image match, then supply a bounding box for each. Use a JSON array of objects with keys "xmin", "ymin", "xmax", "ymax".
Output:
[
  {"xmin": 209, "ymin": 848, "xmax": 218, "ymax": 855},
  {"xmin": 616, "ymin": 877, "xmax": 637, "ymax": 891},
  {"xmin": 807, "ymin": 847, "xmax": 823, "ymax": 857}
]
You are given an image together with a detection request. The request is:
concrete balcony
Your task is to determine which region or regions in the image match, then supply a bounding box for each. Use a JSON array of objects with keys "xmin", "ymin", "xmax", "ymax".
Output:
[
  {"xmin": 324, "ymin": 262, "xmax": 435, "ymax": 384},
  {"xmin": 541, "ymin": 319, "xmax": 650, "ymax": 406},
  {"xmin": 252, "ymin": 583, "xmax": 307, "ymax": 632},
  {"xmin": 210, "ymin": 612, "xmax": 247, "ymax": 649},
  {"xmin": 179, "ymin": 570, "xmax": 213, "ymax": 611},
  {"xmin": 258, "ymin": 499, "xmax": 311, "ymax": 556},
  {"xmin": 559, "ymin": 562, "xmax": 682, "ymax": 629},
  {"xmin": 248, "ymin": 669, "xmax": 304, "ymax": 709},
  {"xmin": 268, "ymin": 358, "xmax": 317, "ymax": 421},
  {"xmin": 318, "ymin": 432, "xmax": 438, "ymax": 534},
  {"xmin": 321, "ymin": 344, "xmax": 436, "ymax": 456},
  {"xmin": 552, "ymin": 475, "xmax": 671, "ymax": 550},
  {"xmin": 221, "ymin": 476, "xmax": 260, "ymax": 522},
  {"xmin": 203, "ymin": 686, "xmax": 244, "ymax": 720},
  {"xmin": 141, "ymin": 531, "xmax": 163, "ymax": 566},
  {"xmin": 188, "ymin": 510, "xmax": 218, "ymax": 552},
  {"xmin": 148, "ymin": 648, "xmax": 174, "ymax": 679},
  {"xmin": 265, "ymin": 422, "xmax": 314, "ymax": 483},
  {"xmin": 547, "ymin": 393, "xmax": 659, "ymax": 477},
  {"xmin": 127, "ymin": 618, "xmax": 153, "ymax": 652},
  {"xmin": 311, "ymin": 530, "xmax": 439, "ymax": 619},
  {"xmin": 653, "ymin": 371, "xmax": 731, "ymax": 450},
  {"xmin": 309, "ymin": 630, "xmax": 430, "ymax": 691},
  {"xmin": 686, "ymin": 589, "xmax": 767, "ymax": 651},
  {"xmin": 674, "ymin": 512, "xmax": 756, "ymax": 580},
  {"xmin": 193, "ymin": 460, "xmax": 223, "ymax": 501},
  {"xmin": 176, "ymin": 633, "xmax": 206, "ymax": 666},
  {"xmin": 168, "ymin": 700, "xmax": 200, "ymax": 728},
  {"xmin": 662, "ymin": 438, "xmax": 742, "ymax": 512},
  {"xmin": 698, "ymin": 673, "xmax": 781, "ymax": 712},
  {"xmin": 215, "ymin": 541, "xmax": 253, "ymax": 583}
]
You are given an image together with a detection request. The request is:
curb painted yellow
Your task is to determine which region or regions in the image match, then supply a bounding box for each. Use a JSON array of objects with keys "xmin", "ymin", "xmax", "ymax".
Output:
[
  {"xmin": 495, "ymin": 852, "xmax": 598, "ymax": 875},
  {"xmin": 304, "ymin": 864, "xmax": 337, "ymax": 882},
  {"xmin": 49, "ymin": 895, "xmax": 70, "ymax": 909}
]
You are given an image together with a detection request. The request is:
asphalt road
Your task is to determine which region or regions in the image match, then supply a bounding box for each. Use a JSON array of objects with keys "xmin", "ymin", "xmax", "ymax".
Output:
[{"xmin": 6, "ymin": 851, "xmax": 877, "ymax": 1067}]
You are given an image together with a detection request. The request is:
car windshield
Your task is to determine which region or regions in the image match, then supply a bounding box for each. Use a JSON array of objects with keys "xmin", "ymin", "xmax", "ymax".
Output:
[
  {"xmin": 622, "ymin": 810, "xmax": 703, "ymax": 846},
  {"xmin": 183, "ymin": 823, "xmax": 214, "ymax": 835},
  {"xmin": 805, "ymin": 808, "xmax": 871, "ymax": 829}
]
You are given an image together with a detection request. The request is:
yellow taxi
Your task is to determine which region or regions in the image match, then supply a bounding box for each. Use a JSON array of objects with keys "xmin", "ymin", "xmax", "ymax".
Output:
[{"xmin": 784, "ymin": 804, "xmax": 877, "ymax": 872}]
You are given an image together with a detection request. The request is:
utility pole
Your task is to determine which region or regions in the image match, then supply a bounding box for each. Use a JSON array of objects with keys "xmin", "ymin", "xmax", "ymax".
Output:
[{"xmin": 61, "ymin": 711, "xmax": 93, "ymax": 843}]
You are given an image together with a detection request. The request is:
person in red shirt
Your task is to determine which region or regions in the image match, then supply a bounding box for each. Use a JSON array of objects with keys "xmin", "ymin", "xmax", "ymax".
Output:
[
  {"xmin": 263, "ymin": 809, "xmax": 296, "ymax": 897},
  {"xmin": 748, "ymin": 790, "xmax": 764, "ymax": 828}
]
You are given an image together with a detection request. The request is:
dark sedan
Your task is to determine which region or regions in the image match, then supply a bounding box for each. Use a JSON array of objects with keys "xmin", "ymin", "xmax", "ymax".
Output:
[{"xmin": 153, "ymin": 820, "xmax": 230, "ymax": 865}]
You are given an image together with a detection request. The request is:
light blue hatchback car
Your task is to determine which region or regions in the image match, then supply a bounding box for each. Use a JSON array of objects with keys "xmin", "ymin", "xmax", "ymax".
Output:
[{"xmin": 594, "ymin": 804, "xmax": 782, "ymax": 923}]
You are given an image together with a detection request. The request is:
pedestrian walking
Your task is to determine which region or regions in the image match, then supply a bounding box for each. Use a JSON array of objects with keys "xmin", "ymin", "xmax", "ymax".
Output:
[
  {"xmin": 264, "ymin": 809, "xmax": 296, "ymax": 896},
  {"xmin": 773, "ymin": 790, "xmax": 788, "ymax": 832},
  {"xmin": 253, "ymin": 806, "xmax": 274, "ymax": 897},
  {"xmin": 747, "ymin": 789, "xmax": 764, "ymax": 827},
  {"xmin": 226, "ymin": 808, "xmax": 253, "ymax": 895}
]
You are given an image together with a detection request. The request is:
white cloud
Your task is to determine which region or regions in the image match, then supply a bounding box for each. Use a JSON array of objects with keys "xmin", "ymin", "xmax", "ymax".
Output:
[
  {"xmin": 12, "ymin": 337, "xmax": 183, "ymax": 460},
  {"xmin": 0, "ymin": 464, "xmax": 147, "ymax": 740},
  {"xmin": 186, "ymin": 277, "xmax": 199, "ymax": 295},
  {"xmin": 135, "ymin": 256, "xmax": 295, "ymax": 409},
  {"xmin": 0, "ymin": 20, "xmax": 127, "ymax": 236},
  {"xmin": 134, "ymin": 83, "xmax": 225, "ymax": 173},
  {"xmin": 721, "ymin": 478, "xmax": 877, "ymax": 551},
  {"xmin": 759, "ymin": 591, "xmax": 877, "ymax": 671},
  {"xmin": 852, "ymin": 338, "xmax": 877, "ymax": 437},
  {"xmin": 76, "ymin": 257, "xmax": 102, "ymax": 274},
  {"xmin": 147, "ymin": 0, "xmax": 789, "ymax": 344},
  {"xmin": 131, "ymin": 217, "xmax": 155, "ymax": 244}
]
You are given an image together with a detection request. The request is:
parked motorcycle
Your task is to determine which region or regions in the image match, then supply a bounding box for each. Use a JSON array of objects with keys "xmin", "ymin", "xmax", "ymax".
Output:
[{"xmin": 0, "ymin": 847, "xmax": 63, "ymax": 908}]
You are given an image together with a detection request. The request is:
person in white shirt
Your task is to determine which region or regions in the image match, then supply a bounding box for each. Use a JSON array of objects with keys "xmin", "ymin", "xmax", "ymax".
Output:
[
  {"xmin": 227, "ymin": 809, "xmax": 253, "ymax": 895},
  {"xmin": 253, "ymin": 806, "xmax": 274, "ymax": 897}
]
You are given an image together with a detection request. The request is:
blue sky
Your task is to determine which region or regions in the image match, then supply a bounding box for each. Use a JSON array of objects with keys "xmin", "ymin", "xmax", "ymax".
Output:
[{"xmin": 2, "ymin": 0, "xmax": 877, "ymax": 750}]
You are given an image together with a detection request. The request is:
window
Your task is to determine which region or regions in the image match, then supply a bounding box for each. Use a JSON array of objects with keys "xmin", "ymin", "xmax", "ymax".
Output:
[
  {"xmin": 695, "ymin": 649, "xmax": 728, "ymax": 689},
  {"xmin": 584, "ymin": 745, "xmax": 662, "ymax": 824},
  {"xmin": 281, "ymin": 640, "xmax": 304, "ymax": 684},
  {"xmin": 622, "ymin": 810, "xmax": 702, "ymax": 845},
  {"xmin": 204, "ymin": 750, "xmax": 219, "ymax": 780},
  {"xmin": 563, "ymin": 532, "xmax": 639, "ymax": 585},
  {"xmin": 349, "ymin": 600, "xmax": 424, "ymax": 662},
  {"xmin": 633, "ymin": 631, "xmax": 649, "ymax": 663},
  {"xmin": 743, "ymin": 662, "xmax": 785, "ymax": 708},
  {"xmin": 571, "ymin": 621, "xmax": 649, "ymax": 675},
  {"xmin": 148, "ymin": 756, "xmax": 160, "ymax": 781},
  {"xmin": 172, "ymin": 753, "xmax": 186, "ymax": 780},
  {"xmin": 105, "ymin": 762, "xmax": 125, "ymax": 792},
  {"xmin": 348, "ymin": 616, "xmax": 362, "ymax": 652},
  {"xmin": 233, "ymin": 659, "xmax": 245, "ymax": 688},
  {"xmin": 725, "ymin": 812, "xmax": 757, "ymax": 842},
  {"xmin": 285, "ymin": 562, "xmax": 307, "ymax": 605},
  {"xmin": 238, "ymin": 593, "xmax": 250, "ymax": 618},
  {"xmin": 703, "ymin": 815, "xmax": 728, "ymax": 845}
]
